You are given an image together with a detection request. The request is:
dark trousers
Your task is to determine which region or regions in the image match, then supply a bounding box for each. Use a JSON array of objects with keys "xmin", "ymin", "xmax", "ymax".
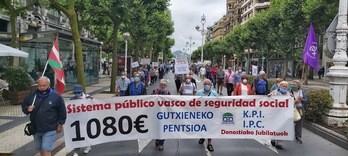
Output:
[
  {"xmin": 295, "ymin": 107, "xmax": 304, "ymax": 138},
  {"xmin": 156, "ymin": 139, "xmax": 165, "ymax": 145},
  {"xmin": 226, "ymin": 83, "xmax": 234, "ymax": 96},
  {"xmin": 175, "ymin": 79, "xmax": 181, "ymax": 91}
]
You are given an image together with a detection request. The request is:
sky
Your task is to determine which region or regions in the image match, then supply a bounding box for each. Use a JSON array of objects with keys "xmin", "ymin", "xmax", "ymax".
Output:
[{"xmin": 169, "ymin": 0, "xmax": 227, "ymax": 54}]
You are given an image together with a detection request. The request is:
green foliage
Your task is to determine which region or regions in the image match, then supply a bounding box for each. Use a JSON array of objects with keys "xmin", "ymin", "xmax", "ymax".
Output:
[
  {"xmin": 305, "ymin": 90, "xmax": 333, "ymax": 123},
  {"xmin": 5, "ymin": 67, "xmax": 31, "ymax": 91}
]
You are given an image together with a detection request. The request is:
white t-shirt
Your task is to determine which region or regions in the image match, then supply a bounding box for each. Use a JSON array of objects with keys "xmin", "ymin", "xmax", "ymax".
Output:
[
  {"xmin": 181, "ymin": 82, "xmax": 196, "ymax": 95},
  {"xmin": 200, "ymin": 67, "xmax": 206, "ymax": 75},
  {"xmin": 241, "ymin": 84, "xmax": 248, "ymax": 95}
]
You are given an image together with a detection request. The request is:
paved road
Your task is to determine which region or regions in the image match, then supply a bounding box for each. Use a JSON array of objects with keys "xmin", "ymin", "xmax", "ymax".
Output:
[{"xmin": 69, "ymin": 72, "xmax": 347, "ymax": 156}]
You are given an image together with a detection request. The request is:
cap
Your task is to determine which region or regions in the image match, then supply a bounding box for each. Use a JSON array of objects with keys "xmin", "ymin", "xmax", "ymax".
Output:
[{"xmin": 73, "ymin": 84, "xmax": 83, "ymax": 93}]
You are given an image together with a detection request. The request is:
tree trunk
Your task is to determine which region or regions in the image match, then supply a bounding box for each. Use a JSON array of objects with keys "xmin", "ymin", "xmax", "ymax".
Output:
[
  {"xmin": 135, "ymin": 37, "xmax": 141, "ymax": 62},
  {"xmin": 282, "ymin": 55, "xmax": 288, "ymax": 80},
  {"xmin": 9, "ymin": 13, "xmax": 18, "ymax": 65},
  {"xmin": 110, "ymin": 21, "xmax": 120, "ymax": 93},
  {"xmin": 69, "ymin": 11, "xmax": 86, "ymax": 92}
]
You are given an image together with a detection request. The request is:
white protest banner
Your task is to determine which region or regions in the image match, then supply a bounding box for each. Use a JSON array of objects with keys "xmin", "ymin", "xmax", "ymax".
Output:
[
  {"xmin": 174, "ymin": 63, "xmax": 189, "ymax": 74},
  {"xmin": 175, "ymin": 55, "xmax": 187, "ymax": 64},
  {"xmin": 131, "ymin": 61, "xmax": 139, "ymax": 68},
  {"xmin": 252, "ymin": 65, "xmax": 258, "ymax": 76},
  {"xmin": 140, "ymin": 58, "xmax": 150, "ymax": 65},
  {"xmin": 152, "ymin": 62, "xmax": 159, "ymax": 67},
  {"xmin": 64, "ymin": 95, "xmax": 294, "ymax": 150}
]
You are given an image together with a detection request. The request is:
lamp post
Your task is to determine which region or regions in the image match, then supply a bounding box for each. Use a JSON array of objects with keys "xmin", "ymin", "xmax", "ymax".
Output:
[
  {"xmin": 186, "ymin": 36, "xmax": 195, "ymax": 62},
  {"xmin": 196, "ymin": 14, "xmax": 206, "ymax": 62},
  {"xmin": 183, "ymin": 44, "xmax": 189, "ymax": 63},
  {"xmin": 223, "ymin": 55, "xmax": 226, "ymax": 70},
  {"xmin": 123, "ymin": 32, "xmax": 130, "ymax": 76},
  {"xmin": 261, "ymin": 57, "xmax": 265, "ymax": 71},
  {"xmin": 325, "ymin": 0, "xmax": 348, "ymax": 127}
]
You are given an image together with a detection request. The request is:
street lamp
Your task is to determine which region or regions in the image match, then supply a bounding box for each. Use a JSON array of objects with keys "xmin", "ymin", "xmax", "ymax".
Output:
[
  {"xmin": 261, "ymin": 57, "xmax": 265, "ymax": 71},
  {"xmin": 123, "ymin": 32, "xmax": 130, "ymax": 75},
  {"xmin": 196, "ymin": 14, "xmax": 206, "ymax": 62},
  {"xmin": 223, "ymin": 55, "xmax": 226, "ymax": 70},
  {"xmin": 186, "ymin": 36, "xmax": 195, "ymax": 62}
]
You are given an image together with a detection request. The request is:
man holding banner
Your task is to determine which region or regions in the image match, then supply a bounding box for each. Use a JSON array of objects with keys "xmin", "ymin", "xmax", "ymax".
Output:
[
  {"xmin": 125, "ymin": 72, "xmax": 146, "ymax": 96},
  {"xmin": 196, "ymin": 79, "xmax": 218, "ymax": 152}
]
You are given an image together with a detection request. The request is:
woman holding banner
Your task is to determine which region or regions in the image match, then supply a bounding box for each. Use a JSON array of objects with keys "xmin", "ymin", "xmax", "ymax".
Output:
[
  {"xmin": 151, "ymin": 79, "xmax": 171, "ymax": 151},
  {"xmin": 267, "ymin": 81, "xmax": 292, "ymax": 150},
  {"xmin": 290, "ymin": 80, "xmax": 307, "ymax": 144}
]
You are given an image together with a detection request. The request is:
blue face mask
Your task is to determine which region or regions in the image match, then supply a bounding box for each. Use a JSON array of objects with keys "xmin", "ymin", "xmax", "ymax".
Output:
[
  {"xmin": 75, "ymin": 92, "xmax": 82, "ymax": 97},
  {"xmin": 134, "ymin": 77, "xmax": 140, "ymax": 82},
  {"xmin": 279, "ymin": 88, "xmax": 288, "ymax": 94},
  {"xmin": 204, "ymin": 85, "xmax": 211, "ymax": 91}
]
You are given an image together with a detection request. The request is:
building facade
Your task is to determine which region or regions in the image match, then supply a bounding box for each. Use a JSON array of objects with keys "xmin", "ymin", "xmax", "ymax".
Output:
[
  {"xmin": 0, "ymin": 1, "xmax": 101, "ymax": 91},
  {"xmin": 240, "ymin": 0, "xmax": 271, "ymax": 25}
]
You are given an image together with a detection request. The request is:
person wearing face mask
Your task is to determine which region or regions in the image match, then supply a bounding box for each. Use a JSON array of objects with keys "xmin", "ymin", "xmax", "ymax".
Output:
[
  {"xmin": 290, "ymin": 80, "xmax": 307, "ymax": 144},
  {"xmin": 179, "ymin": 74, "xmax": 197, "ymax": 95},
  {"xmin": 196, "ymin": 79, "xmax": 218, "ymax": 151},
  {"xmin": 115, "ymin": 72, "xmax": 131, "ymax": 96},
  {"xmin": 125, "ymin": 72, "xmax": 147, "ymax": 96},
  {"xmin": 151, "ymin": 79, "xmax": 171, "ymax": 151},
  {"xmin": 233, "ymin": 67, "xmax": 244, "ymax": 88},
  {"xmin": 70, "ymin": 84, "xmax": 93, "ymax": 156},
  {"xmin": 21, "ymin": 76, "xmax": 67, "ymax": 156},
  {"xmin": 233, "ymin": 75, "xmax": 252, "ymax": 95},
  {"xmin": 267, "ymin": 81, "xmax": 292, "ymax": 150}
]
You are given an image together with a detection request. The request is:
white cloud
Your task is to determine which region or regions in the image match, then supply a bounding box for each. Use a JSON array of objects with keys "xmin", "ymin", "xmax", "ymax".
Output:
[{"xmin": 169, "ymin": 0, "xmax": 226, "ymax": 54}]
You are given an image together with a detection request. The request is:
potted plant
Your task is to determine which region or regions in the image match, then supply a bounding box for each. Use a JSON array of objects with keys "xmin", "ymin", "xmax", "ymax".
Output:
[{"xmin": 3, "ymin": 67, "xmax": 32, "ymax": 105}]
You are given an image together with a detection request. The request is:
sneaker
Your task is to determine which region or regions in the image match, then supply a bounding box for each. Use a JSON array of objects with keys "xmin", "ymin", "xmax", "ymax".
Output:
[
  {"xmin": 296, "ymin": 137, "xmax": 303, "ymax": 144},
  {"xmin": 275, "ymin": 145, "xmax": 283, "ymax": 150},
  {"xmin": 271, "ymin": 140, "xmax": 275, "ymax": 146},
  {"xmin": 207, "ymin": 144, "xmax": 214, "ymax": 152},
  {"xmin": 73, "ymin": 152, "xmax": 79, "ymax": 156},
  {"xmin": 83, "ymin": 146, "xmax": 91, "ymax": 154},
  {"xmin": 158, "ymin": 145, "xmax": 164, "ymax": 151}
]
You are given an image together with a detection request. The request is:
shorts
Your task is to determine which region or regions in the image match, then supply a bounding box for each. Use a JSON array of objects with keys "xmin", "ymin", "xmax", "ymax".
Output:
[
  {"xmin": 33, "ymin": 130, "xmax": 57, "ymax": 151},
  {"xmin": 217, "ymin": 78, "xmax": 224, "ymax": 85}
]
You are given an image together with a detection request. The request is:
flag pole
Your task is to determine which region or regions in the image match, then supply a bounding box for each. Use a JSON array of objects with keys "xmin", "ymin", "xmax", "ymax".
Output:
[
  {"xmin": 42, "ymin": 61, "xmax": 49, "ymax": 76},
  {"xmin": 301, "ymin": 61, "xmax": 306, "ymax": 81}
]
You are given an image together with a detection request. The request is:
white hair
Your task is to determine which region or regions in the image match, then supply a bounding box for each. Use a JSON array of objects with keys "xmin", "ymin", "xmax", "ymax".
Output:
[
  {"xmin": 259, "ymin": 71, "xmax": 266, "ymax": 76},
  {"xmin": 37, "ymin": 76, "xmax": 50, "ymax": 84},
  {"xmin": 160, "ymin": 79, "xmax": 167, "ymax": 84}
]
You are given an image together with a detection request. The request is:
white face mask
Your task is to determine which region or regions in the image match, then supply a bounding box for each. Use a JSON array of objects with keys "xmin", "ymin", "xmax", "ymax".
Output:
[
  {"xmin": 186, "ymin": 79, "xmax": 191, "ymax": 83},
  {"xmin": 122, "ymin": 76, "xmax": 125, "ymax": 79},
  {"xmin": 238, "ymin": 70, "xmax": 242, "ymax": 73},
  {"xmin": 242, "ymin": 79, "xmax": 248, "ymax": 83}
]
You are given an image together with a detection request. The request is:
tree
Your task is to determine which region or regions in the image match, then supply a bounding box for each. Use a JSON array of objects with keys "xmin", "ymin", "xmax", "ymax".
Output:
[
  {"xmin": 48, "ymin": 0, "xmax": 86, "ymax": 92},
  {"xmin": 0, "ymin": 0, "xmax": 37, "ymax": 65}
]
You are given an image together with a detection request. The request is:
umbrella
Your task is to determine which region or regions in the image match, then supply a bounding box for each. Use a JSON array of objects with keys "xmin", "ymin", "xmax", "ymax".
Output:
[{"xmin": 0, "ymin": 43, "xmax": 29, "ymax": 58}]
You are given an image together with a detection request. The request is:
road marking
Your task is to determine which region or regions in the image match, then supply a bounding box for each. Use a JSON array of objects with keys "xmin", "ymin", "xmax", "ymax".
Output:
[
  {"xmin": 255, "ymin": 139, "xmax": 278, "ymax": 154},
  {"xmin": 204, "ymin": 141, "xmax": 212, "ymax": 156}
]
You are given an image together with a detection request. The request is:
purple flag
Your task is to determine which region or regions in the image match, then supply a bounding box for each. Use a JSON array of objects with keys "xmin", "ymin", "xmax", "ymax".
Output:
[{"xmin": 302, "ymin": 24, "xmax": 319, "ymax": 71}]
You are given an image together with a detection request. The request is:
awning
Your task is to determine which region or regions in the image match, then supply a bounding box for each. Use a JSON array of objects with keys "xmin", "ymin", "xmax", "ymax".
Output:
[{"xmin": 0, "ymin": 43, "xmax": 29, "ymax": 58}]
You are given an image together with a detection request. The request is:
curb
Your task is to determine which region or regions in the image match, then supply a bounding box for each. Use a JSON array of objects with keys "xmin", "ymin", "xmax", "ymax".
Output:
[{"xmin": 303, "ymin": 121, "xmax": 348, "ymax": 150}]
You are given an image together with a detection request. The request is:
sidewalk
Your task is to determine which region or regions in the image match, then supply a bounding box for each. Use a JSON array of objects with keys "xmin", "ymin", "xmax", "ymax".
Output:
[
  {"xmin": 0, "ymin": 75, "xmax": 115, "ymax": 156},
  {"xmin": 0, "ymin": 73, "xmax": 345, "ymax": 156}
]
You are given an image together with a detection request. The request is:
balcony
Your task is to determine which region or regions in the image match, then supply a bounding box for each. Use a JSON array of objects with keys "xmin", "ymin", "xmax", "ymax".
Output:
[
  {"xmin": 240, "ymin": 0, "xmax": 251, "ymax": 8},
  {"xmin": 254, "ymin": 1, "xmax": 271, "ymax": 9}
]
